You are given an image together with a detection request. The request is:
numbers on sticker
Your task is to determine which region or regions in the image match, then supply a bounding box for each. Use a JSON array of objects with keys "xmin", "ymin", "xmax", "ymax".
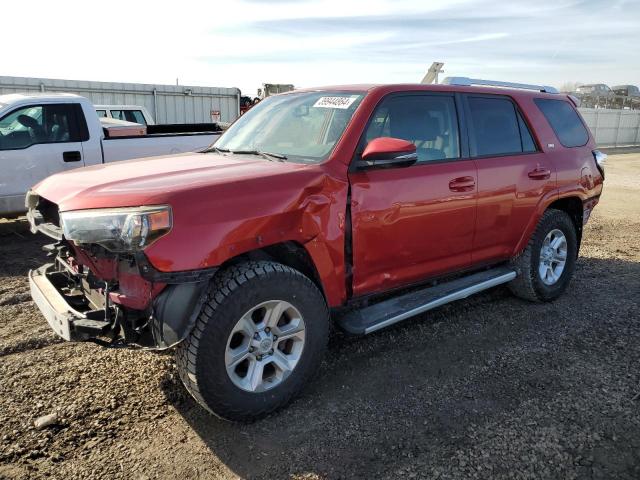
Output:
[{"xmin": 313, "ymin": 96, "xmax": 358, "ymax": 109}]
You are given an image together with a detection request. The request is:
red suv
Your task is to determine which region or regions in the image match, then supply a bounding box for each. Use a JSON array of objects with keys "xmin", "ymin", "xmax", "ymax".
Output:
[{"xmin": 27, "ymin": 78, "xmax": 604, "ymax": 420}]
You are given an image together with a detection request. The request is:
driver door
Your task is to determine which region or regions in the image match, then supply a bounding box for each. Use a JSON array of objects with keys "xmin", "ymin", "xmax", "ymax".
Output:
[
  {"xmin": 348, "ymin": 93, "xmax": 477, "ymax": 297},
  {"xmin": 0, "ymin": 103, "xmax": 86, "ymax": 215}
]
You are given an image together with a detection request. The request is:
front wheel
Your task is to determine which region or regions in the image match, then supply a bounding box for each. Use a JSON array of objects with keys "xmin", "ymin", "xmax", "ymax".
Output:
[
  {"xmin": 176, "ymin": 261, "xmax": 329, "ymax": 421},
  {"xmin": 508, "ymin": 209, "xmax": 578, "ymax": 302}
]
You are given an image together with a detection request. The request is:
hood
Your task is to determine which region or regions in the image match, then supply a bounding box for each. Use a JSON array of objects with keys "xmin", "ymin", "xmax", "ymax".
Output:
[{"xmin": 33, "ymin": 152, "xmax": 311, "ymax": 211}]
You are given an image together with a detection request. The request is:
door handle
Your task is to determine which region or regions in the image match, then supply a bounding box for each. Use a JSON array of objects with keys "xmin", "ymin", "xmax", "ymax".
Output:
[
  {"xmin": 63, "ymin": 151, "xmax": 82, "ymax": 162},
  {"xmin": 528, "ymin": 167, "xmax": 551, "ymax": 180},
  {"xmin": 449, "ymin": 176, "xmax": 476, "ymax": 192}
]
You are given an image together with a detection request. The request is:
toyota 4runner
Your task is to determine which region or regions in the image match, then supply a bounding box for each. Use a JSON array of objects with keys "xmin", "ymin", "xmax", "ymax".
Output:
[{"xmin": 26, "ymin": 78, "xmax": 604, "ymax": 421}]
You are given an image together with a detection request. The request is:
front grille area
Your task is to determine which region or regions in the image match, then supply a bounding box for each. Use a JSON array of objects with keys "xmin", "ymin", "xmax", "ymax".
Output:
[
  {"xmin": 37, "ymin": 197, "xmax": 61, "ymax": 227},
  {"xmin": 26, "ymin": 193, "xmax": 63, "ymax": 240}
]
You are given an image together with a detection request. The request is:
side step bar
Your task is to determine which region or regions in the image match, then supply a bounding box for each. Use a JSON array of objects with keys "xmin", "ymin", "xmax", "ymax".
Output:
[{"xmin": 338, "ymin": 266, "xmax": 517, "ymax": 335}]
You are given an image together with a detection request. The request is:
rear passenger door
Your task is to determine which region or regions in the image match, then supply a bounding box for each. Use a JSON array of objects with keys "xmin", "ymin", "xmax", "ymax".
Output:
[
  {"xmin": 348, "ymin": 92, "xmax": 478, "ymax": 297},
  {"xmin": 464, "ymin": 95, "xmax": 556, "ymax": 264}
]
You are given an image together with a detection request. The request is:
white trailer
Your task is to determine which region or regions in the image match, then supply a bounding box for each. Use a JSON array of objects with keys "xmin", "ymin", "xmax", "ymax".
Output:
[{"xmin": 0, "ymin": 76, "xmax": 240, "ymax": 125}]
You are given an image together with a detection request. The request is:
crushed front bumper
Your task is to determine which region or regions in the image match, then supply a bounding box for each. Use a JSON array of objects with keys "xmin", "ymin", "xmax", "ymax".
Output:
[
  {"xmin": 29, "ymin": 265, "xmax": 74, "ymax": 340},
  {"xmin": 29, "ymin": 264, "xmax": 112, "ymax": 342},
  {"xmin": 29, "ymin": 257, "xmax": 212, "ymax": 349}
]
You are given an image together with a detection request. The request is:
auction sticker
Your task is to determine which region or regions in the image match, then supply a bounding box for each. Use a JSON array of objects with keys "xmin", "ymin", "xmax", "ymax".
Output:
[{"xmin": 313, "ymin": 96, "xmax": 359, "ymax": 109}]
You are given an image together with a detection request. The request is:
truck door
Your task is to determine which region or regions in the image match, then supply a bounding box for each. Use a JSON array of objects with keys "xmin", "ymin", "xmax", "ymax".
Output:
[
  {"xmin": 348, "ymin": 93, "xmax": 477, "ymax": 297},
  {"xmin": 462, "ymin": 95, "xmax": 556, "ymax": 264},
  {"xmin": 0, "ymin": 103, "xmax": 86, "ymax": 215}
]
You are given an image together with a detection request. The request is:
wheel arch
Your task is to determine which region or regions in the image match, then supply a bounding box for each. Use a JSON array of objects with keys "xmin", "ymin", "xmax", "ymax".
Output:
[
  {"xmin": 218, "ymin": 240, "xmax": 341, "ymax": 306},
  {"xmin": 546, "ymin": 196, "xmax": 583, "ymax": 254},
  {"xmin": 514, "ymin": 194, "xmax": 583, "ymax": 257}
]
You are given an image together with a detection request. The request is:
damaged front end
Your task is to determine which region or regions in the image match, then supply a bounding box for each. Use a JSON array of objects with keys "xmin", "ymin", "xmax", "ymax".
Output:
[{"xmin": 26, "ymin": 192, "xmax": 215, "ymax": 349}]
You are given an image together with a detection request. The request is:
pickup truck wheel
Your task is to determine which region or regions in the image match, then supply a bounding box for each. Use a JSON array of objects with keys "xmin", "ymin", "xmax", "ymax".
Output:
[
  {"xmin": 176, "ymin": 261, "xmax": 329, "ymax": 421},
  {"xmin": 508, "ymin": 209, "xmax": 577, "ymax": 302}
]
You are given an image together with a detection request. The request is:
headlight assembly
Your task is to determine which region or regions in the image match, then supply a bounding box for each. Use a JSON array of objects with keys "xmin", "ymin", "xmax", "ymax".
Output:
[{"xmin": 60, "ymin": 206, "xmax": 172, "ymax": 252}]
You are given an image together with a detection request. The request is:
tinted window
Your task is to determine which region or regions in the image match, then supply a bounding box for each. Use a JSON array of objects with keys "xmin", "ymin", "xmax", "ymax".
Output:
[
  {"xmin": 517, "ymin": 112, "xmax": 537, "ymax": 153},
  {"xmin": 364, "ymin": 95, "xmax": 460, "ymax": 162},
  {"xmin": 0, "ymin": 104, "xmax": 80, "ymax": 151},
  {"xmin": 534, "ymin": 99, "xmax": 589, "ymax": 148},
  {"xmin": 73, "ymin": 104, "xmax": 90, "ymax": 142},
  {"xmin": 96, "ymin": 109, "xmax": 107, "ymax": 118},
  {"xmin": 112, "ymin": 110, "xmax": 146, "ymax": 125},
  {"xmin": 110, "ymin": 110, "xmax": 126, "ymax": 121},
  {"xmin": 468, "ymin": 97, "xmax": 524, "ymax": 156},
  {"xmin": 127, "ymin": 110, "xmax": 147, "ymax": 125}
]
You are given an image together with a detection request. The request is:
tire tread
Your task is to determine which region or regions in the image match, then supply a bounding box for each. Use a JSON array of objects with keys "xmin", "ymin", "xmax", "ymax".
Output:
[
  {"xmin": 509, "ymin": 208, "xmax": 577, "ymax": 302},
  {"xmin": 176, "ymin": 260, "xmax": 328, "ymax": 421}
]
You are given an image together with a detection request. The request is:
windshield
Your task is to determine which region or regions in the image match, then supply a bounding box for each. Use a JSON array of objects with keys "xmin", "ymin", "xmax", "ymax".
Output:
[{"xmin": 214, "ymin": 91, "xmax": 365, "ymax": 163}]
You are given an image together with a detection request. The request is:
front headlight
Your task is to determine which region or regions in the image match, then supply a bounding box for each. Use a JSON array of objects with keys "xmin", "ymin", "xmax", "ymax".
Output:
[{"xmin": 60, "ymin": 206, "xmax": 172, "ymax": 252}]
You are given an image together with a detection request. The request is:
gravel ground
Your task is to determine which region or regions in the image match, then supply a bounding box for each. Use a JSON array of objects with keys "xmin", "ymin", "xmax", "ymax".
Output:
[{"xmin": 1, "ymin": 154, "xmax": 639, "ymax": 480}]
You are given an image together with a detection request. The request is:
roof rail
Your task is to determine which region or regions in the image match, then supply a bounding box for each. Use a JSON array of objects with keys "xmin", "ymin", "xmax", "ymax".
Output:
[{"xmin": 442, "ymin": 77, "xmax": 558, "ymax": 94}]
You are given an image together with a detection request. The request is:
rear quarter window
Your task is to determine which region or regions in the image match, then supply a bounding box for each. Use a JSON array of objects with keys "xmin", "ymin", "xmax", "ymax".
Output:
[{"xmin": 534, "ymin": 98, "xmax": 589, "ymax": 148}]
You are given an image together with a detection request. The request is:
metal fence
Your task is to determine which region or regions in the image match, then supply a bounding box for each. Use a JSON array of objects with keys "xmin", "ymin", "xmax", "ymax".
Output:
[
  {"xmin": 579, "ymin": 108, "xmax": 640, "ymax": 147},
  {"xmin": 0, "ymin": 76, "xmax": 241, "ymax": 124}
]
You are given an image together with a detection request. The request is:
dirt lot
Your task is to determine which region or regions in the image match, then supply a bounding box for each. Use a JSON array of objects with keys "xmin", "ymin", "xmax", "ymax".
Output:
[{"xmin": 1, "ymin": 154, "xmax": 639, "ymax": 480}]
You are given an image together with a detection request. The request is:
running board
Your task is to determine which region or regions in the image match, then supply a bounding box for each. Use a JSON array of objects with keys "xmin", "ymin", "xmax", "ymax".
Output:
[{"xmin": 338, "ymin": 266, "xmax": 517, "ymax": 335}]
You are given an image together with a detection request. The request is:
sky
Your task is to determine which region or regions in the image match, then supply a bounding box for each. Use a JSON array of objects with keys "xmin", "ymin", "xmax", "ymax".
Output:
[{"xmin": 3, "ymin": 0, "xmax": 638, "ymax": 96}]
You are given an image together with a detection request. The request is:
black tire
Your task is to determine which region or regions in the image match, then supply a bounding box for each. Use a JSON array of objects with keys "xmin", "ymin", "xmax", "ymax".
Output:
[
  {"xmin": 508, "ymin": 209, "xmax": 578, "ymax": 302},
  {"xmin": 176, "ymin": 261, "xmax": 329, "ymax": 421}
]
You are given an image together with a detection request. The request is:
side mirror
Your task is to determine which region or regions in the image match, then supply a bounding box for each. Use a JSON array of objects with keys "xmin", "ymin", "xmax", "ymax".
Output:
[{"xmin": 356, "ymin": 137, "xmax": 418, "ymax": 169}]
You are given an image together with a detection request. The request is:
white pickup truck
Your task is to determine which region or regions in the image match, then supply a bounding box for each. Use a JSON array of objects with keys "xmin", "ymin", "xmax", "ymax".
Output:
[{"xmin": 0, "ymin": 93, "xmax": 222, "ymax": 217}]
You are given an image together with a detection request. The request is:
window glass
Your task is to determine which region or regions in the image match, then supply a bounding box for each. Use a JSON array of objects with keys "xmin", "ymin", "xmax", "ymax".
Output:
[
  {"xmin": 215, "ymin": 91, "xmax": 364, "ymax": 163},
  {"xmin": 468, "ymin": 97, "xmax": 522, "ymax": 156},
  {"xmin": 517, "ymin": 112, "xmax": 536, "ymax": 153},
  {"xmin": 110, "ymin": 110, "xmax": 126, "ymax": 121},
  {"xmin": 126, "ymin": 110, "xmax": 146, "ymax": 125},
  {"xmin": 534, "ymin": 99, "xmax": 589, "ymax": 148},
  {"xmin": 96, "ymin": 110, "xmax": 107, "ymax": 118},
  {"xmin": 0, "ymin": 104, "xmax": 79, "ymax": 151},
  {"xmin": 364, "ymin": 95, "xmax": 460, "ymax": 162}
]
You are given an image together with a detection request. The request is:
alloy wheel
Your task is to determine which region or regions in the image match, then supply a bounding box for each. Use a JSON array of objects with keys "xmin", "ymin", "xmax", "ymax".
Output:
[
  {"xmin": 224, "ymin": 300, "xmax": 306, "ymax": 392},
  {"xmin": 538, "ymin": 228, "xmax": 568, "ymax": 286}
]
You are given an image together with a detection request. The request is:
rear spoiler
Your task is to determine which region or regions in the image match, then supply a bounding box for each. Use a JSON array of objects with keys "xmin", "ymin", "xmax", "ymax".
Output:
[{"xmin": 567, "ymin": 94, "xmax": 581, "ymax": 108}]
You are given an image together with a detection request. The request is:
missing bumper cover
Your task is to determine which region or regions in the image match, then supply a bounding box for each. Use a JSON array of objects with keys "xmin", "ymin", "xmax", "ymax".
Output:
[{"xmin": 30, "ymin": 260, "xmax": 210, "ymax": 350}]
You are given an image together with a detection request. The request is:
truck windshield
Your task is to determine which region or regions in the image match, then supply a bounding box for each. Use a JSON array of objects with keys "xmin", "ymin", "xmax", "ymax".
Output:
[{"xmin": 213, "ymin": 91, "xmax": 365, "ymax": 163}]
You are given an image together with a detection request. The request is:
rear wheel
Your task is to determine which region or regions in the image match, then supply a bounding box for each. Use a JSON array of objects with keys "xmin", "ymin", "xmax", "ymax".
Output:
[
  {"xmin": 176, "ymin": 261, "xmax": 329, "ymax": 421},
  {"xmin": 508, "ymin": 209, "xmax": 578, "ymax": 302}
]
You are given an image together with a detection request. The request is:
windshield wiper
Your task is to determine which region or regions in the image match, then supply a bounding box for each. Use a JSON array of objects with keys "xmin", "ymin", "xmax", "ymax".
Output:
[
  {"xmin": 230, "ymin": 150, "xmax": 288, "ymax": 161},
  {"xmin": 204, "ymin": 146, "xmax": 231, "ymax": 154}
]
